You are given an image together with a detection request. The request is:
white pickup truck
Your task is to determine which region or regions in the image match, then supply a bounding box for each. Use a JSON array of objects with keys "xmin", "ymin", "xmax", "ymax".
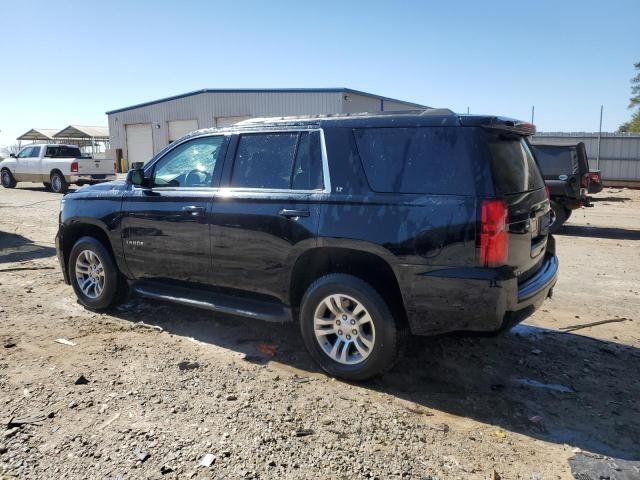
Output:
[{"xmin": 0, "ymin": 144, "xmax": 116, "ymax": 193}]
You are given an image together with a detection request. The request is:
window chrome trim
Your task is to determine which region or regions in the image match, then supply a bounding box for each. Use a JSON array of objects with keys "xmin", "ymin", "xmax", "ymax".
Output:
[
  {"xmin": 141, "ymin": 127, "xmax": 331, "ymax": 194},
  {"xmin": 224, "ymin": 128, "xmax": 331, "ymax": 194}
]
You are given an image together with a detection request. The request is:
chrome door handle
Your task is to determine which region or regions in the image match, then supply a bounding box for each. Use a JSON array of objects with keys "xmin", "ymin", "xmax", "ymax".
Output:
[
  {"xmin": 182, "ymin": 205, "xmax": 205, "ymax": 215},
  {"xmin": 279, "ymin": 209, "xmax": 310, "ymax": 218}
]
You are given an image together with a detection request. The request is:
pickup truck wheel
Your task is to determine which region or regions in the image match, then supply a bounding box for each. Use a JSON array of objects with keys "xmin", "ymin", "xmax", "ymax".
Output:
[
  {"xmin": 1, "ymin": 169, "xmax": 16, "ymax": 188},
  {"xmin": 69, "ymin": 236, "xmax": 121, "ymax": 310},
  {"xmin": 50, "ymin": 172, "xmax": 68, "ymax": 193},
  {"xmin": 300, "ymin": 274, "xmax": 405, "ymax": 381},
  {"xmin": 549, "ymin": 201, "xmax": 568, "ymax": 233}
]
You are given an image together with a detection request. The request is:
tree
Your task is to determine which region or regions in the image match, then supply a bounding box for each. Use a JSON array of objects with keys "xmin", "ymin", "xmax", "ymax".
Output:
[
  {"xmin": 629, "ymin": 61, "xmax": 640, "ymax": 109},
  {"xmin": 619, "ymin": 62, "xmax": 640, "ymax": 132}
]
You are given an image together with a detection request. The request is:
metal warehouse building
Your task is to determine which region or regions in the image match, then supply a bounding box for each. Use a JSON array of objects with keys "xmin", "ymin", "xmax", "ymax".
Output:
[{"xmin": 106, "ymin": 88, "xmax": 427, "ymax": 169}]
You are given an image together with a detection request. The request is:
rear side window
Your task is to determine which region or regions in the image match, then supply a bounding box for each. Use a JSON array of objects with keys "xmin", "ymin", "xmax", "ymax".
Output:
[
  {"xmin": 487, "ymin": 135, "xmax": 545, "ymax": 194},
  {"xmin": 230, "ymin": 131, "xmax": 323, "ymax": 190},
  {"xmin": 45, "ymin": 146, "xmax": 81, "ymax": 158},
  {"xmin": 353, "ymin": 127, "xmax": 475, "ymax": 195}
]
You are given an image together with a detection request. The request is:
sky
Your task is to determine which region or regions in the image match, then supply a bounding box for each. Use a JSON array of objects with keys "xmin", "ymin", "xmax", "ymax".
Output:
[{"xmin": 0, "ymin": 0, "xmax": 638, "ymax": 146}]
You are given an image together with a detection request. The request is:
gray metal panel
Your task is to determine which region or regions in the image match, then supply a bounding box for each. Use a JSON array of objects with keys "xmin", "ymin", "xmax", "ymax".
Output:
[{"xmin": 108, "ymin": 91, "xmax": 343, "ymax": 160}]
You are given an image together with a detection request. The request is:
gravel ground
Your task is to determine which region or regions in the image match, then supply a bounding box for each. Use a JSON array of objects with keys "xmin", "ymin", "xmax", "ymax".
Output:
[{"xmin": 1, "ymin": 184, "xmax": 639, "ymax": 479}]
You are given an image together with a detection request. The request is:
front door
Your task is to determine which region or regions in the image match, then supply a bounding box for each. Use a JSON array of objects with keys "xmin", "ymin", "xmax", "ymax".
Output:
[
  {"xmin": 14, "ymin": 146, "xmax": 35, "ymax": 180},
  {"xmin": 209, "ymin": 130, "xmax": 326, "ymax": 303},
  {"xmin": 121, "ymin": 134, "xmax": 227, "ymax": 285}
]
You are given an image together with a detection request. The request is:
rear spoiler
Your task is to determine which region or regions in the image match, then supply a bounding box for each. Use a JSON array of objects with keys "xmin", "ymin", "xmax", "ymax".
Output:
[{"xmin": 459, "ymin": 115, "xmax": 536, "ymax": 136}]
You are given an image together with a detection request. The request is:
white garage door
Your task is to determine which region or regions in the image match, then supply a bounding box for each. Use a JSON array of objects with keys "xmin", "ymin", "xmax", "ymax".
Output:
[
  {"xmin": 215, "ymin": 115, "xmax": 251, "ymax": 128},
  {"xmin": 168, "ymin": 119, "xmax": 198, "ymax": 142},
  {"xmin": 126, "ymin": 123, "xmax": 153, "ymax": 166}
]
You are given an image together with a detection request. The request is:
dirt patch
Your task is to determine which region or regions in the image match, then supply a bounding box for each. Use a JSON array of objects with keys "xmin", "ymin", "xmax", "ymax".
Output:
[{"xmin": 1, "ymin": 184, "xmax": 639, "ymax": 479}]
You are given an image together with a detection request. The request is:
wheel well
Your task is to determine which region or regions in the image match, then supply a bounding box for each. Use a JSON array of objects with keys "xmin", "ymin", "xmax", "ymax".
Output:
[
  {"xmin": 50, "ymin": 169, "xmax": 63, "ymax": 179},
  {"xmin": 62, "ymin": 224, "xmax": 115, "ymax": 271},
  {"xmin": 290, "ymin": 247, "xmax": 407, "ymax": 325}
]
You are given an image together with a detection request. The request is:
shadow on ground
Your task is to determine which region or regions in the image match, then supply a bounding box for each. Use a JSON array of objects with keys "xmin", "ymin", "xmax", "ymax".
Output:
[
  {"xmin": 557, "ymin": 224, "xmax": 640, "ymax": 241},
  {"xmin": 109, "ymin": 297, "xmax": 640, "ymax": 464},
  {"xmin": 589, "ymin": 196, "xmax": 631, "ymax": 203},
  {"xmin": 0, "ymin": 231, "xmax": 56, "ymax": 264}
]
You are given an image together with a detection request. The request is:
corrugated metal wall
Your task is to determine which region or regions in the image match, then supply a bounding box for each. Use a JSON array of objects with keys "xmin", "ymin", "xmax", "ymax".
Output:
[
  {"xmin": 108, "ymin": 91, "xmax": 424, "ymax": 161},
  {"xmin": 109, "ymin": 91, "xmax": 343, "ymax": 159},
  {"xmin": 532, "ymin": 133, "xmax": 640, "ymax": 182}
]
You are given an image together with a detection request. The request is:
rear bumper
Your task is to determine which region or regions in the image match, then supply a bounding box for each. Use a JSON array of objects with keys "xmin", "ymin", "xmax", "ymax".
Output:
[
  {"xmin": 397, "ymin": 254, "xmax": 559, "ymax": 336},
  {"xmin": 68, "ymin": 174, "xmax": 117, "ymax": 184}
]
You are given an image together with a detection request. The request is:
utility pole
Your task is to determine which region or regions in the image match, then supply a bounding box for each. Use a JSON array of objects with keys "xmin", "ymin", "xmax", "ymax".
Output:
[
  {"xmin": 466, "ymin": 106, "xmax": 470, "ymax": 114},
  {"xmin": 596, "ymin": 105, "xmax": 603, "ymax": 169},
  {"xmin": 531, "ymin": 106, "xmax": 535, "ymax": 125}
]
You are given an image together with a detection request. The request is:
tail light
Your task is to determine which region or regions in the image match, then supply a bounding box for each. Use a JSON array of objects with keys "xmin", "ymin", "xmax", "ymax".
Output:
[
  {"xmin": 70, "ymin": 161, "xmax": 78, "ymax": 173},
  {"xmin": 580, "ymin": 174, "xmax": 589, "ymax": 188},
  {"xmin": 589, "ymin": 172, "xmax": 600, "ymax": 182},
  {"xmin": 480, "ymin": 199, "xmax": 508, "ymax": 267}
]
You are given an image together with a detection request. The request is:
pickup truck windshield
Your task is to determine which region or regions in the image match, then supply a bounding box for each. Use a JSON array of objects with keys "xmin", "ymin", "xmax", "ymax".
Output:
[{"xmin": 46, "ymin": 146, "xmax": 81, "ymax": 158}]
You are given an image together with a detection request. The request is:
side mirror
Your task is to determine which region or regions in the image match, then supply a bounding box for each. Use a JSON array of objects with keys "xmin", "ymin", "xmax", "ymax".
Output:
[
  {"xmin": 9, "ymin": 153, "xmax": 16, "ymax": 158},
  {"xmin": 126, "ymin": 168, "xmax": 147, "ymax": 187}
]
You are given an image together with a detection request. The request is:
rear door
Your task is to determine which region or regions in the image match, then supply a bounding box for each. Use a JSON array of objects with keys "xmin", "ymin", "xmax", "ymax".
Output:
[
  {"xmin": 208, "ymin": 129, "xmax": 325, "ymax": 303},
  {"xmin": 486, "ymin": 132, "xmax": 551, "ymax": 281},
  {"xmin": 121, "ymin": 134, "xmax": 227, "ymax": 284},
  {"xmin": 532, "ymin": 145, "xmax": 581, "ymax": 199}
]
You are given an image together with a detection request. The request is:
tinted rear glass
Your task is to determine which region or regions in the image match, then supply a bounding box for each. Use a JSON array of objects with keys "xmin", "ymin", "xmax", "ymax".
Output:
[
  {"xmin": 353, "ymin": 127, "xmax": 475, "ymax": 195},
  {"xmin": 46, "ymin": 146, "xmax": 81, "ymax": 158},
  {"xmin": 486, "ymin": 135, "xmax": 545, "ymax": 194},
  {"xmin": 533, "ymin": 146, "xmax": 578, "ymax": 177}
]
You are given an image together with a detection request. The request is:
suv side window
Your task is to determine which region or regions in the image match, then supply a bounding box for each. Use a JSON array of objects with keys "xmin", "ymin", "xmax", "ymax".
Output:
[
  {"xmin": 354, "ymin": 127, "xmax": 475, "ymax": 195},
  {"xmin": 230, "ymin": 131, "xmax": 323, "ymax": 190},
  {"xmin": 151, "ymin": 136, "xmax": 224, "ymax": 188}
]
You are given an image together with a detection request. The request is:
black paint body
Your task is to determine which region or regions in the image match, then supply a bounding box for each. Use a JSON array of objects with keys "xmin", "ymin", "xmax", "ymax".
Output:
[{"xmin": 57, "ymin": 113, "xmax": 558, "ymax": 335}]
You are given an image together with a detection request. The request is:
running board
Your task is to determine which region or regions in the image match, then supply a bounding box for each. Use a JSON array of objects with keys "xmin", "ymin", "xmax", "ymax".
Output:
[{"xmin": 130, "ymin": 281, "xmax": 293, "ymax": 323}]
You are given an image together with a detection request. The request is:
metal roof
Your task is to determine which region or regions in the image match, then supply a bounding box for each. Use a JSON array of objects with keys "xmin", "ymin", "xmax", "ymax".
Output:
[
  {"xmin": 105, "ymin": 88, "xmax": 428, "ymax": 115},
  {"xmin": 16, "ymin": 128, "xmax": 60, "ymax": 141},
  {"xmin": 53, "ymin": 125, "xmax": 109, "ymax": 139}
]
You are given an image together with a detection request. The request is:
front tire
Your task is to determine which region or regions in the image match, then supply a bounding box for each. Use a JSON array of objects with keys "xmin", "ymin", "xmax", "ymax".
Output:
[
  {"xmin": 50, "ymin": 171, "xmax": 68, "ymax": 193},
  {"xmin": 68, "ymin": 236, "xmax": 121, "ymax": 310},
  {"xmin": 1, "ymin": 169, "xmax": 17, "ymax": 188},
  {"xmin": 299, "ymin": 274, "xmax": 405, "ymax": 381}
]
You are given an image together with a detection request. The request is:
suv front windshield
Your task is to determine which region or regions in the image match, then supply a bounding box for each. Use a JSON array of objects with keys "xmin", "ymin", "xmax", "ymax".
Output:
[{"xmin": 46, "ymin": 146, "xmax": 81, "ymax": 158}]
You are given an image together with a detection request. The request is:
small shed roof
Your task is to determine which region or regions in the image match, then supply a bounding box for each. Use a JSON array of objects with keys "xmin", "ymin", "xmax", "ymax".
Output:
[
  {"xmin": 17, "ymin": 128, "xmax": 60, "ymax": 141},
  {"xmin": 54, "ymin": 125, "xmax": 109, "ymax": 139}
]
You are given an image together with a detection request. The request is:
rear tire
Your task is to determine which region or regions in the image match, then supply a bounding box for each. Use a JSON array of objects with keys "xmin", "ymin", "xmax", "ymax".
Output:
[
  {"xmin": 69, "ymin": 236, "xmax": 122, "ymax": 310},
  {"xmin": 50, "ymin": 171, "xmax": 68, "ymax": 193},
  {"xmin": 1, "ymin": 169, "xmax": 16, "ymax": 188},
  {"xmin": 549, "ymin": 201, "xmax": 569, "ymax": 233},
  {"xmin": 299, "ymin": 273, "xmax": 406, "ymax": 381}
]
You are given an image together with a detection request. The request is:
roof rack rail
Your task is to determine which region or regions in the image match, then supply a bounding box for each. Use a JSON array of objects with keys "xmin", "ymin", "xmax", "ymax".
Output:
[{"xmin": 236, "ymin": 108, "xmax": 454, "ymax": 125}]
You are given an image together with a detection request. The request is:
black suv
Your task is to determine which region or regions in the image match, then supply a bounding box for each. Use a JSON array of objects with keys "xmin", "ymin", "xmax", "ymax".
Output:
[{"xmin": 56, "ymin": 111, "xmax": 558, "ymax": 380}]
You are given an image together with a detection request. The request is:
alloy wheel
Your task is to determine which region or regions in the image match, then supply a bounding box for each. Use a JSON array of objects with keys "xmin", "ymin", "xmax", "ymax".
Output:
[
  {"xmin": 313, "ymin": 294, "xmax": 376, "ymax": 365},
  {"xmin": 75, "ymin": 250, "xmax": 105, "ymax": 299}
]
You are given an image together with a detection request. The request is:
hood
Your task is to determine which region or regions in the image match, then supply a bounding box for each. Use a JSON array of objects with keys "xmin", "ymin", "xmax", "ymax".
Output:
[{"xmin": 69, "ymin": 180, "xmax": 127, "ymax": 195}]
